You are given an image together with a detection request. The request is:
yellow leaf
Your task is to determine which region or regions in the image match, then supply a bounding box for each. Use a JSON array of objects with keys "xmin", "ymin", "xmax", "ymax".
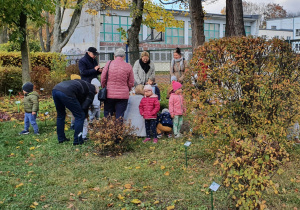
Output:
[
  {"xmin": 30, "ymin": 147, "xmax": 35, "ymax": 150},
  {"xmin": 153, "ymin": 200, "xmax": 160, "ymax": 204},
  {"xmin": 131, "ymin": 199, "xmax": 141, "ymax": 204},
  {"xmin": 33, "ymin": 202, "xmax": 38, "ymax": 206},
  {"xmin": 161, "ymin": 165, "xmax": 166, "ymax": 170},
  {"xmin": 16, "ymin": 183, "xmax": 24, "ymax": 188},
  {"xmin": 30, "ymin": 205, "xmax": 36, "ymax": 209},
  {"xmin": 124, "ymin": 184, "xmax": 132, "ymax": 189},
  {"xmin": 77, "ymin": 191, "xmax": 81, "ymax": 196},
  {"xmin": 136, "ymin": 166, "xmax": 140, "ymax": 169},
  {"xmin": 167, "ymin": 205, "xmax": 175, "ymax": 210},
  {"xmin": 164, "ymin": 171, "xmax": 170, "ymax": 176},
  {"xmin": 117, "ymin": 194, "xmax": 124, "ymax": 200},
  {"xmin": 30, "ymin": 154, "xmax": 35, "ymax": 157},
  {"xmin": 65, "ymin": 127, "xmax": 69, "ymax": 131}
]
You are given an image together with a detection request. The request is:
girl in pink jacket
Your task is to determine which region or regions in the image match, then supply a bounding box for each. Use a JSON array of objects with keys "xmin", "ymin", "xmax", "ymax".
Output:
[
  {"xmin": 139, "ymin": 85, "xmax": 160, "ymax": 143},
  {"xmin": 169, "ymin": 81, "xmax": 186, "ymax": 138}
]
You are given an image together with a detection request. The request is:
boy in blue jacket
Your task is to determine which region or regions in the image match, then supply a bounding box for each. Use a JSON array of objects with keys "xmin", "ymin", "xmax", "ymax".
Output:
[{"xmin": 156, "ymin": 108, "xmax": 173, "ymax": 138}]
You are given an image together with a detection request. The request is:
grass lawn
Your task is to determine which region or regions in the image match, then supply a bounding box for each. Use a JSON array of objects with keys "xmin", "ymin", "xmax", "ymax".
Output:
[{"xmin": 0, "ymin": 96, "xmax": 300, "ymax": 209}]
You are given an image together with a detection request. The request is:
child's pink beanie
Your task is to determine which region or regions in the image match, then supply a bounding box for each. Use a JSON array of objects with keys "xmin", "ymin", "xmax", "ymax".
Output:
[
  {"xmin": 172, "ymin": 81, "xmax": 182, "ymax": 91},
  {"xmin": 144, "ymin": 84, "xmax": 152, "ymax": 91}
]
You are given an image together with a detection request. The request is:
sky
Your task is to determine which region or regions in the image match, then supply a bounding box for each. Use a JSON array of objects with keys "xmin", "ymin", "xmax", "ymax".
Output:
[{"xmin": 202, "ymin": 0, "xmax": 300, "ymax": 15}]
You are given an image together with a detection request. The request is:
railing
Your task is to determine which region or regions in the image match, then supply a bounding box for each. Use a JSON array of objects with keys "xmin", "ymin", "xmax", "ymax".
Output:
[{"xmin": 65, "ymin": 48, "xmax": 193, "ymax": 72}]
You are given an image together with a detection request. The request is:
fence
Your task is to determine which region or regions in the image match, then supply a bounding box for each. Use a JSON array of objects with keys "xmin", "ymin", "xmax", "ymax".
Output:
[
  {"xmin": 287, "ymin": 39, "xmax": 300, "ymax": 54},
  {"xmin": 65, "ymin": 48, "xmax": 193, "ymax": 72}
]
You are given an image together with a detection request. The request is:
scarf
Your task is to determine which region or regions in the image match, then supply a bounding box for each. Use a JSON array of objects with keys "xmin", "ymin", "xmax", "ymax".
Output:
[
  {"xmin": 171, "ymin": 57, "xmax": 185, "ymax": 73},
  {"xmin": 139, "ymin": 58, "xmax": 151, "ymax": 74}
]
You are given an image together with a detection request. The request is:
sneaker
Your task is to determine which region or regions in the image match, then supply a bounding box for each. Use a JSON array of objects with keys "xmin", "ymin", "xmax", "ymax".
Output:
[
  {"xmin": 34, "ymin": 132, "xmax": 40, "ymax": 135},
  {"xmin": 83, "ymin": 137, "xmax": 89, "ymax": 141},
  {"xmin": 143, "ymin": 138, "xmax": 151, "ymax": 143},
  {"xmin": 58, "ymin": 138, "xmax": 70, "ymax": 143},
  {"xmin": 168, "ymin": 134, "xmax": 173, "ymax": 138},
  {"xmin": 174, "ymin": 134, "xmax": 181, "ymax": 138},
  {"xmin": 73, "ymin": 141, "xmax": 84, "ymax": 146},
  {"xmin": 19, "ymin": 130, "xmax": 29, "ymax": 135},
  {"xmin": 157, "ymin": 134, "xmax": 162, "ymax": 138},
  {"xmin": 153, "ymin": 138, "xmax": 158, "ymax": 143}
]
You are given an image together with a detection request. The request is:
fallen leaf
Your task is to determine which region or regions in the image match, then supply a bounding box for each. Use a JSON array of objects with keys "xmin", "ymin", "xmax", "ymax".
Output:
[
  {"xmin": 117, "ymin": 194, "xmax": 124, "ymax": 200},
  {"xmin": 203, "ymin": 184, "xmax": 209, "ymax": 188},
  {"xmin": 188, "ymin": 182, "xmax": 195, "ymax": 185},
  {"xmin": 124, "ymin": 184, "xmax": 132, "ymax": 189},
  {"xmin": 83, "ymin": 179, "xmax": 87, "ymax": 182},
  {"xmin": 70, "ymin": 193, "xmax": 75, "ymax": 196},
  {"xmin": 131, "ymin": 199, "xmax": 141, "ymax": 204},
  {"xmin": 153, "ymin": 200, "xmax": 160, "ymax": 204},
  {"xmin": 164, "ymin": 171, "xmax": 170, "ymax": 176},
  {"xmin": 107, "ymin": 203, "xmax": 113, "ymax": 207},
  {"xmin": 161, "ymin": 166, "xmax": 166, "ymax": 170},
  {"xmin": 16, "ymin": 183, "xmax": 24, "ymax": 188},
  {"xmin": 136, "ymin": 166, "xmax": 140, "ymax": 169},
  {"xmin": 93, "ymin": 187, "xmax": 100, "ymax": 191},
  {"xmin": 67, "ymin": 203, "xmax": 74, "ymax": 209},
  {"xmin": 167, "ymin": 205, "xmax": 175, "ymax": 210},
  {"xmin": 33, "ymin": 202, "xmax": 38, "ymax": 206},
  {"xmin": 30, "ymin": 147, "xmax": 35, "ymax": 150}
]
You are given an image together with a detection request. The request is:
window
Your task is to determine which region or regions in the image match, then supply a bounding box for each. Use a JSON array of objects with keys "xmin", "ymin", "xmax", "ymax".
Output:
[
  {"xmin": 287, "ymin": 36, "xmax": 291, "ymax": 40},
  {"xmin": 188, "ymin": 22, "xmax": 220, "ymax": 44},
  {"xmin": 100, "ymin": 15, "xmax": 142, "ymax": 42},
  {"xmin": 164, "ymin": 27, "xmax": 184, "ymax": 45},
  {"xmin": 274, "ymin": 35, "xmax": 279, "ymax": 39},
  {"xmin": 262, "ymin": 35, "xmax": 267, "ymax": 39},
  {"xmin": 271, "ymin": 26, "xmax": 277, "ymax": 30},
  {"xmin": 245, "ymin": 26, "xmax": 251, "ymax": 36},
  {"xmin": 296, "ymin": 29, "xmax": 300, "ymax": 36}
]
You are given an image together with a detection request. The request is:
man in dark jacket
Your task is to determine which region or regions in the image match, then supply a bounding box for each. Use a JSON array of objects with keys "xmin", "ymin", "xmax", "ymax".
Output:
[
  {"xmin": 52, "ymin": 79, "xmax": 97, "ymax": 145},
  {"xmin": 79, "ymin": 47, "xmax": 102, "ymax": 83}
]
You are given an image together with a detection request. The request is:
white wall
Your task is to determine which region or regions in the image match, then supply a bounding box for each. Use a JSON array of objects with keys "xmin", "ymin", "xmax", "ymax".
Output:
[{"xmin": 259, "ymin": 29, "xmax": 293, "ymax": 40}]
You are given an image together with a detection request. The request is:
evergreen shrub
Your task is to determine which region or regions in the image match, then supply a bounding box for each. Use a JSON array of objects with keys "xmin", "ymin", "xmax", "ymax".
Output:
[{"xmin": 0, "ymin": 66, "xmax": 22, "ymax": 95}]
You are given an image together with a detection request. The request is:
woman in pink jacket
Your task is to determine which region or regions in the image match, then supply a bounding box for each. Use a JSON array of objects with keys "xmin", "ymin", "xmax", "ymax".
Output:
[
  {"xmin": 101, "ymin": 48, "xmax": 135, "ymax": 120},
  {"xmin": 169, "ymin": 81, "xmax": 186, "ymax": 138},
  {"xmin": 139, "ymin": 85, "xmax": 160, "ymax": 143}
]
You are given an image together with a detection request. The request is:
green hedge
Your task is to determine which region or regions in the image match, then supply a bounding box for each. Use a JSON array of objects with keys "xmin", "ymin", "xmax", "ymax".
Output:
[
  {"xmin": 0, "ymin": 52, "xmax": 65, "ymax": 70},
  {"xmin": 0, "ymin": 66, "xmax": 22, "ymax": 95}
]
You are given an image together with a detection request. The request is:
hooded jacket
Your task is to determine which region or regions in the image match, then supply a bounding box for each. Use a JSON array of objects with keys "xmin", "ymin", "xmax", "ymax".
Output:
[
  {"xmin": 24, "ymin": 91, "xmax": 39, "ymax": 113},
  {"xmin": 169, "ymin": 93, "xmax": 186, "ymax": 116},
  {"xmin": 139, "ymin": 94, "xmax": 160, "ymax": 119},
  {"xmin": 79, "ymin": 52, "xmax": 101, "ymax": 83}
]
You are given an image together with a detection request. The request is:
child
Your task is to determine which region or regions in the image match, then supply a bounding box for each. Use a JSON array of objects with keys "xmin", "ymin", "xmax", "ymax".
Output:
[
  {"xmin": 147, "ymin": 76, "xmax": 161, "ymax": 100},
  {"xmin": 169, "ymin": 81, "xmax": 186, "ymax": 138},
  {"xmin": 139, "ymin": 85, "xmax": 160, "ymax": 143},
  {"xmin": 156, "ymin": 108, "xmax": 173, "ymax": 138},
  {"xmin": 166, "ymin": 76, "xmax": 177, "ymax": 99},
  {"xmin": 19, "ymin": 82, "xmax": 39, "ymax": 135},
  {"xmin": 89, "ymin": 78, "xmax": 101, "ymax": 122}
]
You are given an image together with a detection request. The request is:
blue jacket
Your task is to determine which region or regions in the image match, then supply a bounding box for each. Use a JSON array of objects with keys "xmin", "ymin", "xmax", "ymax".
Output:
[
  {"xmin": 78, "ymin": 53, "xmax": 101, "ymax": 83},
  {"xmin": 157, "ymin": 112, "xmax": 173, "ymax": 128},
  {"xmin": 151, "ymin": 84, "xmax": 161, "ymax": 100}
]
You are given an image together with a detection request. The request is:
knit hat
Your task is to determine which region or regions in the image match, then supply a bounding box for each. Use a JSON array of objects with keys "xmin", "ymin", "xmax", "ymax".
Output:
[
  {"xmin": 71, "ymin": 74, "xmax": 81, "ymax": 80},
  {"xmin": 171, "ymin": 75, "xmax": 177, "ymax": 82},
  {"xmin": 144, "ymin": 84, "xmax": 152, "ymax": 91},
  {"xmin": 22, "ymin": 82, "xmax": 34, "ymax": 93},
  {"xmin": 91, "ymin": 78, "xmax": 100, "ymax": 91},
  {"xmin": 162, "ymin": 108, "xmax": 169, "ymax": 113},
  {"xmin": 172, "ymin": 81, "xmax": 182, "ymax": 91}
]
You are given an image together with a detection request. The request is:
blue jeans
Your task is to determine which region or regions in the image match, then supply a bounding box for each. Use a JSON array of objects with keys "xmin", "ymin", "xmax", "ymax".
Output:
[
  {"xmin": 104, "ymin": 98, "xmax": 128, "ymax": 120},
  {"xmin": 24, "ymin": 112, "xmax": 39, "ymax": 133},
  {"xmin": 52, "ymin": 89, "xmax": 85, "ymax": 144}
]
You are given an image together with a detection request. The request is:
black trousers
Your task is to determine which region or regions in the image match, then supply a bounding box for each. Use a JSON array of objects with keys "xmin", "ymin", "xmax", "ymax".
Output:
[{"xmin": 145, "ymin": 119, "xmax": 157, "ymax": 138}]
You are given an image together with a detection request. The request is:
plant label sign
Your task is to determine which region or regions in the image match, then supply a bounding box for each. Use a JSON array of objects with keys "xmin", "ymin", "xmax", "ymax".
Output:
[
  {"xmin": 209, "ymin": 182, "xmax": 220, "ymax": 192},
  {"xmin": 40, "ymin": 88, "xmax": 44, "ymax": 91},
  {"xmin": 15, "ymin": 101, "xmax": 21, "ymax": 104},
  {"xmin": 184, "ymin": 141, "xmax": 191, "ymax": 147},
  {"xmin": 45, "ymin": 112, "xmax": 49, "ymax": 115},
  {"xmin": 8, "ymin": 89, "xmax": 13, "ymax": 92}
]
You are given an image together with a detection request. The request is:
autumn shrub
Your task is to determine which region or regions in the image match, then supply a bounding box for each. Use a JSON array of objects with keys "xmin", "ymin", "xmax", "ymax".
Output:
[
  {"xmin": 65, "ymin": 63, "xmax": 80, "ymax": 78},
  {"xmin": 0, "ymin": 66, "xmax": 22, "ymax": 95},
  {"xmin": 30, "ymin": 66, "xmax": 50, "ymax": 90},
  {"xmin": 0, "ymin": 40, "xmax": 41, "ymax": 52},
  {"xmin": 89, "ymin": 116, "xmax": 137, "ymax": 156},
  {"xmin": 0, "ymin": 52, "xmax": 64, "ymax": 70},
  {"xmin": 185, "ymin": 36, "xmax": 300, "ymax": 208}
]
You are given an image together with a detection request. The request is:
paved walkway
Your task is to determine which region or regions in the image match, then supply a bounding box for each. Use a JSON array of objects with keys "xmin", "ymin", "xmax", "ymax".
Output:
[{"xmin": 156, "ymin": 74, "xmax": 170, "ymax": 84}]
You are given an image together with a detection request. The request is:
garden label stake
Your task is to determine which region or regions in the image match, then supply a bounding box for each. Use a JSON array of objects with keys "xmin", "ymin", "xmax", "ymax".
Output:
[
  {"xmin": 15, "ymin": 101, "xmax": 20, "ymax": 113},
  {"xmin": 8, "ymin": 89, "xmax": 13, "ymax": 99},
  {"xmin": 209, "ymin": 182, "xmax": 220, "ymax": 210},
  {"xmin": 44, "ymin": 112, "xmax": 49, "ymax": 126},
  {"xmin": 184, "ymin": 141, "xmax": 191, "ymax": 167}
]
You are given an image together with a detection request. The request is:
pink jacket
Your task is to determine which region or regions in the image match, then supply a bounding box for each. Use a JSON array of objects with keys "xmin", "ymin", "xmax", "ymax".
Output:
[
  {"xmin": 139, "ymin": 94, "xmax": 160, "ymax": 119},
  {"xmin": 169, "ymin": 93, "xmax": 186, "ymax": 116},
  {"xmin": 101, "ymin": 57, "xmax": 134, "ymax": 99}
]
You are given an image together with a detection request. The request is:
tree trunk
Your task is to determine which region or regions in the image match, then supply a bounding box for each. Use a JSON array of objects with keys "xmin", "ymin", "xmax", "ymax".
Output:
[
  {"xmin": 20, "ymin": 12, "xmax": 31, "ymax": 83},
  {"xmin": 127, "ymin": 0, "xmax": 144, "ymax": 66},
  {"xmin": 189, "ymin": 0, "xmax": 205, "ymax": 50},
  {"xmin": 0, "ymin": 25, "xmax": 8, "ymax": 44},
  {"xmin": 226, "ymin": 0, "xmax": 245, "ymax": 37},
  {"xmin": 39, "ymin": 12, "xmax": 51, "ymax": 52},
  {"xmin": 51, "ymin": 0, "xmax": 83, "ymax": 52},
  {"xmin": 234, "ymin": 0, "xmax": 246, "ymax": 36}
]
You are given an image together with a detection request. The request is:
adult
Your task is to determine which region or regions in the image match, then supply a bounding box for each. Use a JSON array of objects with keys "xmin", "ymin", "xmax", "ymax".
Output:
[
  {"xmin": 124, "ymin": 85, "xmax": 146, "ymax": 137},
  {"xmin": 52, "ymin": 79, "xmax": 97, "ymax": 145},
  {"xmin": 78, "ymin": 47, "xmax": 102, "ymax": 83},
  {"xmin": 101, "ymin": 48, "xmax": 134, "ymax": 119},
  {"xmin": 170, "ymin": 47, "xmax": 188, "ymax": 83},
  {"xmin": 133, "ymin": 51, "xmax": 155, "ymax": 85}
]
